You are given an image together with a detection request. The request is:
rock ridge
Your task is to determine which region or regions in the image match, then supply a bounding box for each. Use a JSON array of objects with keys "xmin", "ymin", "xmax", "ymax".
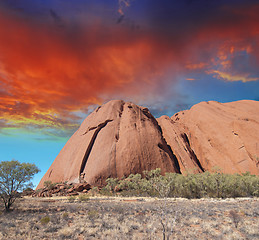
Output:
[{"xmin": 37, "ymin": 99, "xmax": 259, "ymax": 189}]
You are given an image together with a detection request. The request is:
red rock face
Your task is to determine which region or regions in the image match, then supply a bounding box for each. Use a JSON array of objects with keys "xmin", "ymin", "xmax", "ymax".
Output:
[
  {"xmin": 158, "ymin": 100, "xmax": 259, "ymax": 175},
  {"xmin": 37, "ymin": 100, "xmax": 259, "ymax": 189},
  {"xmin": 37, "ymin": 100, "xmax": 180, "ymax": 189}
]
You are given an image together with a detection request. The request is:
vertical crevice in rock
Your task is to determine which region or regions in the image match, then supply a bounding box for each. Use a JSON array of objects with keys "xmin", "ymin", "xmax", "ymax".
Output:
[
  {"xmin": 118, "ymin": 102, "xmax": 125, "ymax": 117},
  {"xmin": 155, "ymin": 119, "xmax": 181, "ymax": 174},
  {"xmin": 181, "ymin": 133, "xmax": 205, "ymax": 172},
  {"xmin": 79, "ymin": 119, "xmax": 113, "ymax": 175},
  {"xmin": 158, "ymin": 141, "xmax": 182, "ymax": 174},
  {"xmin": 116, "ymin": 102, "xmax": 125, "ymax": 141},
  {"xmin": 167, "ymin": 143, "xmax": 181, "ymax": 174},
  {"xmin": 112, "ymin": 102, "xmax": 125, "ymax": 178}
]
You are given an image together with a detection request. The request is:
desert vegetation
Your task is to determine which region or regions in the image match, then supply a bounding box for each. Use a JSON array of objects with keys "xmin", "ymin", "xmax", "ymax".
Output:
[
  {"xmin": 0, "ymin": 168, "xmax": 258, "ymax": 239},
  {"xmin": 0, "ymin": 160, "xmax": 40, "ymax": 211},
  {"xmin": 33, "ymin": 168, "xmax": 259, "ymax": 199},
  {"xmin": 101, "ymin": 168, "xmax": 259, "ymax": 199},
  {"xmin": 0, "ymin": 196, "xmax": 258, "ymax": 239}
]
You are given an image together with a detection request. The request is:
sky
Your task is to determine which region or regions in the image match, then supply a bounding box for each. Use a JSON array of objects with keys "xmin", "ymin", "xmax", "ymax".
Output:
[{"xmin": 0, "ymin": 0, "xmax": 258, "ymax": 187}]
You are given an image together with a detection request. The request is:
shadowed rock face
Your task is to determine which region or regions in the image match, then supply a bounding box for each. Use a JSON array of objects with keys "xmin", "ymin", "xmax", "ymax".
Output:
[{"xmin": 37, "ymin": 100, "xmax": 259, "ymax": 189}]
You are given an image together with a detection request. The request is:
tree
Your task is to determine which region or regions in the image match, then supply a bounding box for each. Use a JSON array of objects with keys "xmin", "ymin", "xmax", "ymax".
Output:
[{"xmin": 0, "ymin": 160, "xmax": 40, "ymax": 211}]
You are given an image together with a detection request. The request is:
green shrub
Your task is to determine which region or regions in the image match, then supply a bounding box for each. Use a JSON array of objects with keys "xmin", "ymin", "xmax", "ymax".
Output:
[
  {"xmin": 40, "ymin": 216, "xmax": 50, "ymax": 225},
  {"xmin": 43, "ymin": 180, "xmax": 56, "ymax": 190},
  {"xmin": 63, "ymin": 212, "xmax": 69, "ymax": 219},
  {"xmin": 88, "ymin": 210, "xmax": 98, "ymax": 219},
  {"xmin": 106, "ymin": 178, "xmax": 119, "ymax": 193},
  {"xmin": 99, "ymin": 187, "xmax": 113, "ymax": 196},
  {"xmin": 89, "ymin": 186, "xmax": 99, "ymax": 196},
  {"xmin": 68, "ymin": 196, "xmax": 76, "ymax": 202},
  {"xmin": 99, "ymin": 169, "xmax": 259, "ymax": 199},
  {"xmin": 78, "ymin": 194, "xmax": 90, "ymax": 202}
]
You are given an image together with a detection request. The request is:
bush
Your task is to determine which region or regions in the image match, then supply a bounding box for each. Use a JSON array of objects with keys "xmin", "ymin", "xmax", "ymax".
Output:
[
  {"xmin": 68, "ymin": 196, "xmax": 76, "ymax": 202},
  {"xmin": 78, "ymin": 194, "xmax": 90, "ymax": 202},
  {"xmin": 89, "ymin": 187, "xmax": 99, "ymax": 196},
  {"xmin": 99, "ymin": 187, "xmax": 113, "ymax": 196},
  {"xmin": 88, "ymin": 210, "xmax": 98, "ymax": 219},
  {"xmin": 62, "ymin": 212, "xmax": 69, "ymax": 219},
  {"xmin": 40, "ymin": 216, "xmax": 50, "ymax": 225},
  {"xmin": 229, "ymin": 210, "xmax": 241, "ymax": 228},
  {"xmin": 106, "ymin": 178, "xmax": 119, "ymax": 194},
  {"xmin": 99, "ymin": 169, "xmax": 259, "ymax": 199},
  {"xmin": 43, "ymin": 181, "xmax": 56, "ymax": 190}
]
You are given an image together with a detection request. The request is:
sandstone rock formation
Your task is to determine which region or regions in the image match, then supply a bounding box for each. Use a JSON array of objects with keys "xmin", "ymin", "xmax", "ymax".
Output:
[
  {"xmin": 37, "ymin": 100, "xmax": 180, "ymax": 189},
  {"xmin": 158, "ymin": 100, "xmax": 259, "ymax": 175},
  {"xmin": 37, "ymin": 100, "xmax": 259, "ymax": 189}
]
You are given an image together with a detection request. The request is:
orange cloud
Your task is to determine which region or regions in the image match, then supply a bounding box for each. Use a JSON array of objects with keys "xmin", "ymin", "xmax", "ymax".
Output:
[
  {"xmin": 205, "ymin": 38, "xmax": 259, "ymax": 83},
  {"xmin": 0, "ymin": 8, "xmax": 176, "ymax": 136},
  {"xmin": 207, "ymin": 70, "xmax": 259, "ymax": 83}
]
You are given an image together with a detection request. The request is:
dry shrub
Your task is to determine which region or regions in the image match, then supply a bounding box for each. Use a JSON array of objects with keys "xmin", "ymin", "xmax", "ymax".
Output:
[{"xmin": 229, "ymin": 210, "xmax": 241, "ymax": 228}]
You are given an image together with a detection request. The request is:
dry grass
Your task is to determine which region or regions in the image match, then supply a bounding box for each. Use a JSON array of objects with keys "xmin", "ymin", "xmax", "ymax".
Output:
[{"xmin": 0, "ymin": 197, "xmax": 258, "ymax": 239}]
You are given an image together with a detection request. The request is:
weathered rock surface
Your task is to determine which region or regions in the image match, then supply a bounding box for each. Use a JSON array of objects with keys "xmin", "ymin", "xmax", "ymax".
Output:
[
  {"xmin": 37, "ymin": 100, "xmax": 259, "ymax": 189},
  {"xmin": 157, "ymin": 116, "xmax": 205, "ymax": 174},
  {"xmin": 37, "ymin": 100, "xmax": 180, "ymax": 189},
  {"xmin": 32, "ymin": 182, "xmax": 92, "ymax": 197},
  {"xmin": 158, "ymin": 100, "xmax": 259, "ymax": 175}
]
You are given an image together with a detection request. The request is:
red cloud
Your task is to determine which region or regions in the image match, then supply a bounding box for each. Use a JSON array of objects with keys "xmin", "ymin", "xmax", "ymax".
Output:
[
  {"xmin": 0, "ymin": 10, "xmax": 173, "ymax": 128},
  {"xmin": 0, "ymin": 3, "xmax": 258, "ymax": 136}
]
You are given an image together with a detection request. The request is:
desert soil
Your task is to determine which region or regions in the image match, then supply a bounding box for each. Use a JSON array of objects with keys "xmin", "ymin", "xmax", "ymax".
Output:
[{"xmin": 0, "ymin": 196, "xmax": 258, "ymax": 240}]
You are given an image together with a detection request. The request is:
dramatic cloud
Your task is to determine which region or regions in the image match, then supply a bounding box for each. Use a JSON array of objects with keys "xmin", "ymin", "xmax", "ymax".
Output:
[
  {"xmin": 207, "ymin": 41, "xmax": 259, "ymax": 82},
  {"xmin": 208, "ymin": 70, "xmax": 259, "ymax": 83},
  {"xmin": 0, "ymin": 1, "xmax": 258, "ymax": 138},
  {"xmin": 118, "ymin": 0, "xmax": 132, "ymax": 15}
]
